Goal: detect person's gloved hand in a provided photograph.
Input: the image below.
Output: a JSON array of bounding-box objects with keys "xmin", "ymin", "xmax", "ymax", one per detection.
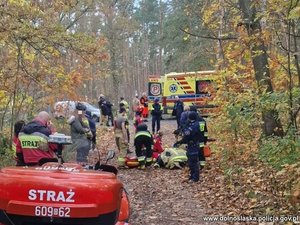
[
  {"xmin": 85, "ymin": 130, "xmax": 93, "ymax": 139},
  {"xmin": 83, "ymin": 128, "xmax": 90, "ymax": 133}
]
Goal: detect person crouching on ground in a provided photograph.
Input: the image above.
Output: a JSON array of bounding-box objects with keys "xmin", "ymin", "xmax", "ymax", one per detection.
[
  {"xmin": 152, "ymin": 130, "xmax": 164, "ymax": 162},
  {"xmin": 134, "ymin": 123, "xmax": 153, "ymax": 169},
  {"xmin": 134, "ymin": 110, "xmax": 143, "ymax": 133}
]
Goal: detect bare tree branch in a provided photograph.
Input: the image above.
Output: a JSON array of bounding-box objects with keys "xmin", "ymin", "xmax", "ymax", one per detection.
[
  {"xmin": 65, "ymin": 6, "xmax": 91, "ymax": 30},
  {"xmin": 179, "ymin": 27, "xmax": 237, "ymax": 40}
]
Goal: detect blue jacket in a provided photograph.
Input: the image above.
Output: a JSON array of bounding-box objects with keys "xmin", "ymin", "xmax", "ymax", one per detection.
[
  {"xmin": 173, "ymin": 100, "xmax": 184, "ymax": 116},
  {"xmin": 180, "ymin": 111, "xmax": 189, "ymax": 127},
  {"xmin": 85, "ymin": 111, "xmax": 96, "ymax": 134},
  {"xmin": 177, "ymin": 121, "xmax": 201, "ymax": 155}
]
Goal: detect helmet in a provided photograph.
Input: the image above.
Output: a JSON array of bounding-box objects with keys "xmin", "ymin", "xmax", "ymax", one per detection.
[
  {"xmin": 136, "ymin": 123, "xmax": 148, "ymax": 132},
  {"xmin": 188, "ymin": 111, "xmax": 197, "ymax": 121},
  {"xmin": 76, "ymin": 102, "xmax": 86, "ymax": 111}
]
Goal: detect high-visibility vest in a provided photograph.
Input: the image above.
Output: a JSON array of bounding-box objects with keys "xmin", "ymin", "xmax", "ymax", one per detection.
[{"xmin": 135, "ymin": 131, "xmax": 152, "ymax": 139}]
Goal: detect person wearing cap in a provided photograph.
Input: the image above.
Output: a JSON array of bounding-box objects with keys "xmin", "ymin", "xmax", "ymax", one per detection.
[
  {"xmin": 150, "ymin": 97, "xmax": 163, "ymax": 134},
  {"xmin": 114, "ymin": 107, "xmax": 129, "ymax": 167},
  {"xmin": 172, "ymin": 96, "xmax": 184, "ymax": 129},
  {"xmin": 68, "ymin": 103, "xmax": 91, "ymax": 164},
  {"xmin": 189, "ymin": 106, "xmax": 208, "ymax": 168},
  {"xmin": 174, "ymin": 111, "xmax": 202, "ymax": 183}
]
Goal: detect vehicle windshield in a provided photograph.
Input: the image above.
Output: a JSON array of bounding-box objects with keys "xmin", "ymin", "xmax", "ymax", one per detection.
[{"xmin": 83, "ymin": 102, "xmax": 97, "ymax": 111}]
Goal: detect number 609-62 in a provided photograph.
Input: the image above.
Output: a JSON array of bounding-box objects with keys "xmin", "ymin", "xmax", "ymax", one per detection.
[{"xmin": 35, "ymin": 206, "xmax": 70, "ymax": 217}]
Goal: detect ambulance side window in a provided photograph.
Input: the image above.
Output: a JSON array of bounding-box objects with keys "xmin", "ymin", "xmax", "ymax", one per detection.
[{"xmin": 196, "ymin": 80, "xmax": 211, "ymax": 96}]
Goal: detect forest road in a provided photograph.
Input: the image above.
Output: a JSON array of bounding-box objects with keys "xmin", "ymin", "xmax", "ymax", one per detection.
[{"xmin": 117, "ymin": 119, "xmax": 223, "ymax": 225}]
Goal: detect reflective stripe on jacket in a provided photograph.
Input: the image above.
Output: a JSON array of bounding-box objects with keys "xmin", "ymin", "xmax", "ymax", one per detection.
[
  {"xmin": 135, "ymin": 131, "xmax": 152, "ymax": 139},
  {"xmin": 160, "ymin": 148, "xmax": 187, "ymax": 169},
  {"xmin": 17, "ymin": 120, "xmax": 57, "ymax": 164}
]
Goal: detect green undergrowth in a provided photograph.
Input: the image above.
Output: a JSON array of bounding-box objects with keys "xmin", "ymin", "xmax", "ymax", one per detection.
[{"xmin": 258, "ymin": 134, "xmax": 300, "ymax": 170}]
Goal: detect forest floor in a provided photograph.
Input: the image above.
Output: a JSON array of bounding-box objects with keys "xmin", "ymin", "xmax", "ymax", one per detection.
[{"xmin": 96, "ymin": 119, "xmax": 299, "ymax": 225}]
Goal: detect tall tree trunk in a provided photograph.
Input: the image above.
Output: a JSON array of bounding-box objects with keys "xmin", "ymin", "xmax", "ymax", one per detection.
[
  {"xmin": 238, "ymin": 0, "xmax": 283, "ymax": 136},
  {"xmin": 291, "ymin": 21, "xmax": 300, "ymax": 88},
  {"xmin": 158, "ymin": 0, "xmax": 163, "ymax": 75},
  {"xmin": 108, "ymin": 2, "xmax": 119, "ymax": 102}
]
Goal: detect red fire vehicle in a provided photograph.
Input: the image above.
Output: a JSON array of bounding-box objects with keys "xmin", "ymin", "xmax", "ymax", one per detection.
[{"xmin": 0, "ymin": 147, "xmax": 130, "ymax": 225}]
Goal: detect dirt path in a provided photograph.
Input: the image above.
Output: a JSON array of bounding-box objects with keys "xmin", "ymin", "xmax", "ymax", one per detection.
[
  {"xmin": 116, "ymin": 119, "xmax": 224, "ymax": 225},
  {"xmin": 103, "ymin": 119, "xmax": 299, "ymax": 225},
  {"xmin": 119, "ymin": 168, "xmax": 211, "ymax": 225}
]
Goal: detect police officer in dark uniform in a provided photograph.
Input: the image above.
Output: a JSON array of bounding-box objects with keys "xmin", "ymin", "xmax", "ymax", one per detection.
[
  {"xmin": 174, "ymin": 111, "xmax": 201, "ymax": 182},
  {"xmin": 198, "ymin": 114, "xmax": 208, "ymax": 168},
  {"xmin": 186, "ymin": 106, "xmax": 208, "ymax": 169}
]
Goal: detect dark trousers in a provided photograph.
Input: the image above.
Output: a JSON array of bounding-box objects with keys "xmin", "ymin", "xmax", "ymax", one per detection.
[
  {"xmin": 176, "ymin": 115, "xmax": 181, "ymax": 129},
  {"xmin": 135, "ymin": 135, "xmax": 153, "ymax": 166},
  {"xmin": 187, "ymin": 154, "xmax": 200, "ymax": 182},
  {"xmin": 199, "ymin": 147, "xmax": 206, "ymax": 162},
  {"xmin": 74, "ymin": 139, "xmax": 90, "ymax": 163},
  {"xmin": 91, "ymin": 131, "xmax": 96, "ymax": 149},
  {"xmin": 152, "ymin": 115, "xmax": 161, "ymax": 133},
  {"xmin": 135, "ymin": 142, "xmax": 152, "ymax": 158},
  {"xmin": 107, "ymin": 112, "xmax": 114, "ymax": 126}
]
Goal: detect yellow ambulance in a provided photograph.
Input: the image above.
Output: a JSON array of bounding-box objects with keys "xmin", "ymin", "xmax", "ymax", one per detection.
[{"xmin": 148, "ymin": 71, "xmax": 217, "ymax": 117}]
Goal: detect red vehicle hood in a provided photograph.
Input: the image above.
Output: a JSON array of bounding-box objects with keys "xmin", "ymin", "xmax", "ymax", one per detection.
[{"xmin": 0, "ymin": 163, "xmax": 123, "ymax": 219}]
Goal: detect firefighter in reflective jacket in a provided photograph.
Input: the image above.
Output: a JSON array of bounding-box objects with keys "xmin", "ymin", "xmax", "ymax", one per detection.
[
  {"xmin": 17, "ymin": 111, "xmax": 58, "ymax": 166},
  {"xmin": 134, "ymin": 123, "xmax": 153, "ymax": 169},
  {"xmin": 153, "ymin": 147, "xmax": 187, "ymax": 169},
  {"xmin": 174, "ymin": 111, "xmax": 201, "ymax": 182}
]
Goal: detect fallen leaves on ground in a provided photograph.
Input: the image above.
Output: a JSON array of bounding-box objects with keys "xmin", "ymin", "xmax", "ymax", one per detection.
[{"xmin": 93, "ymin": 120, "xmax": 299, "ymax": 225}]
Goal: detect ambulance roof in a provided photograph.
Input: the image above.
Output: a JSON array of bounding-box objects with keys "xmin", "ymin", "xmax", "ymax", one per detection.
[{"xmin": 165, "ymin": 70, "xmax": 216, "ymax": 78}]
